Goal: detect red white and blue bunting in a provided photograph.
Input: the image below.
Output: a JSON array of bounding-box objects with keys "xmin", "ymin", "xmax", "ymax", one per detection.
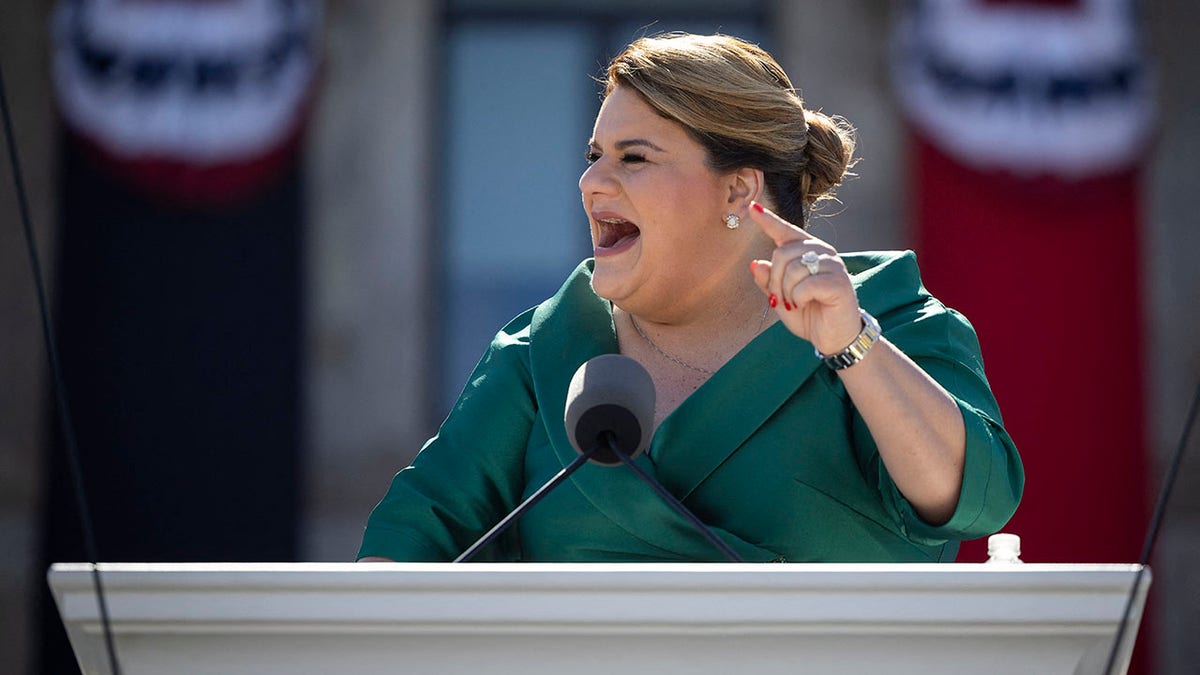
[
  {"xmin": 892, "ymin": 0, "xmax": 1155, "ymax": 176},
  {"xmin": 51, "ymin": 0, "xmax": 322, "ymax": 203}
]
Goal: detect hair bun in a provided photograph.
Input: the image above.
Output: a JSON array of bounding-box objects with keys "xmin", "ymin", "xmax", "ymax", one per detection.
[{"xmin": 800, "ymin": 110, "xmax": 857, "ymax": 209}]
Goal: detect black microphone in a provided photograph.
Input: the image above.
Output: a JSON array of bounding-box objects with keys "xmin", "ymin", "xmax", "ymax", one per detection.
[
  {"xmin": 455, "ymin": 354, "xmax": 653, "ymax": 562},
  {"xmin": 564, "ymin": 353, "xmax": 655, "ymax": 465},
  {"xmin": 456, "ymin": 354, "xmax": 742, "ymax": 563},
  {"xmin": 566, "ymin": 355, "xmax": 743, "ymax": 562}
]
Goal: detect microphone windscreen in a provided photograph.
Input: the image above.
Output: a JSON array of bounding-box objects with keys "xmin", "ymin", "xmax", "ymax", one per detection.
[{"xmin": 564, "ymin": 354, "xmax": 655, "ymax": 465}]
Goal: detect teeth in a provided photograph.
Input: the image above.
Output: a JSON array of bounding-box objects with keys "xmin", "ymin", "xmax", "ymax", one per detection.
[{"xmin": 595, "ymin": 216, "xmax": 639, "ymax": 249}]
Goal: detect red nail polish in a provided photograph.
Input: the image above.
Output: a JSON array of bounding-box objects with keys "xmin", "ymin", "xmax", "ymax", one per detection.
[
  {"xmin": 769, "ymin": 293, "xmax": 778, "ymax": 308},
  {"xmin": 752, "ymin": 202, "xmax": 765, "ymax": 214},
  {"xmin": 783, "ymin": 299, "xmax": 792, "ymax": 311}
]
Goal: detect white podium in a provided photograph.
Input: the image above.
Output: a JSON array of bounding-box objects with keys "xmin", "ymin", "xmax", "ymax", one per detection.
[{"xmin": 48, "ymin": 562, "xmax": 1149, "ymax": 675}]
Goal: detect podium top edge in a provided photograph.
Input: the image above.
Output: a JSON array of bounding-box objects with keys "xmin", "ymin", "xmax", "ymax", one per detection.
[
  {"xmin": 49, "ymin": 562, "xmax": 1146, "ymax": 573},
  {"xmin": 47, "ymin": 561, "xmax": 1148, "ymax": 591}
]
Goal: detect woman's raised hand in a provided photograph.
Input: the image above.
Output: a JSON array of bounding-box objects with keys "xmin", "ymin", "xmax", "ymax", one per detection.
[{"xmin": 747, "ymin": 201, "xmax": 864, "ymax": 356}]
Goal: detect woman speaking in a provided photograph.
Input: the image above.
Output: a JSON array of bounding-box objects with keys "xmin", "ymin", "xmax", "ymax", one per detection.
[{"xmin": 358, "ymin": 33, "xmax": 1023, "ymax": 563}]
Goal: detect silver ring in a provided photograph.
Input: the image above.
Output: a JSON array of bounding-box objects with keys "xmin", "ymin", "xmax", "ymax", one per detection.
[{"xmin": 801, "ymin": 251, "xmax": 820, "ymax": 276}]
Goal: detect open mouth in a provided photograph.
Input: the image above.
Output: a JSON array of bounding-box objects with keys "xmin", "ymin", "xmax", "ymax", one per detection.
[{"xmin": 596, "ymin": 217, "xmax": 641, "ymax": 251}]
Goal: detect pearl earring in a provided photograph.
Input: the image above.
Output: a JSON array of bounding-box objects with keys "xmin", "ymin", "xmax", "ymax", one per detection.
[{"xmin": 724, "ymin": 214, "xmax": 740, "ymax": 229}]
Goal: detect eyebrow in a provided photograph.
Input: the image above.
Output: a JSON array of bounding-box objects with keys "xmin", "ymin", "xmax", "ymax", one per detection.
[{"xmin": 588, "ymin": 138, "xmax": 666, "ymax": 153}]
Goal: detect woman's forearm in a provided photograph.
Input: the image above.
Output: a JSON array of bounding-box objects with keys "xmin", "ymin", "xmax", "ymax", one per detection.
[{"xmin": 835, "ymin": 338, "xmax": 966, "ymax": 525}]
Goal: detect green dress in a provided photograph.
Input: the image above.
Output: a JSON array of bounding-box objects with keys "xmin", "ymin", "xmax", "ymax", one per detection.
[{"xmin": 358, "ymin": 251, "xmax": 1023, "ymax": 563}]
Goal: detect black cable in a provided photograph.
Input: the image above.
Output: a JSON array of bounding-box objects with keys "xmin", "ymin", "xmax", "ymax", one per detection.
[
  {"xmin": 1104, "ymin": 380, "xmax": 1200, "ymax": 675},
  {"xmin": 0, "ymin": 62, "xmax": 122, "ymax": 674},
  {"xmin": 606, "ymin": 434, "xmax": 744, "ymax": 562}
]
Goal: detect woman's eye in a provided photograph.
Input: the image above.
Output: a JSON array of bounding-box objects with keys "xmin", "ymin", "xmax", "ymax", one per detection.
[{"xmin": 584, "ymin": 151, "xmax": 647, "ymax": 165}]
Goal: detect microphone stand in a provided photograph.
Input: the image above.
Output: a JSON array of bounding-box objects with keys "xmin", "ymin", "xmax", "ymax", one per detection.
[
  {"xmin": 455, "ymin": 446, "xmax": 598, "ymax": 562},
  {"xmin": 456, "ymin": 432, "xmax": 745, "ymax": 563},
  {"xmin": 1102, "ymin": 380, "xmax": 1200, "ymax": 674},
  {"xmin": 1, "ymin": 62, "xmax": 122, "ymax": 673}
]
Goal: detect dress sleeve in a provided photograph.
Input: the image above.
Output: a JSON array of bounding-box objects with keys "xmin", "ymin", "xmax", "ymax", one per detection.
[
  {"xmin": 356, "ymin": 312, "xmax": 536, "ymax": 561},
  {"xmin": 854, "ymin": 301, "xmax": 1025, "ymax": 546}
]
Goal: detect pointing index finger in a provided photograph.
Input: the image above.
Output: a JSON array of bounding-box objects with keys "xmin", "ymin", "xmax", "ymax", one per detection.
[{"xmin": 750, "ymin": 201, "xmax": 807, "ymax": 246}]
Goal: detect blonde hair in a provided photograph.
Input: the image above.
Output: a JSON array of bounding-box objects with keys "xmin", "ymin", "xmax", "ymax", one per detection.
[{"xmin": 605, "ymin": 33, "xmax": 856, "ymax": 227}]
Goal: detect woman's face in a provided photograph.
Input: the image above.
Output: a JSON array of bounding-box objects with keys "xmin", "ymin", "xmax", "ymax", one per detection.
[{"xmin": 580, "ymin": 86, "xmax": 750, "ymax": 319}]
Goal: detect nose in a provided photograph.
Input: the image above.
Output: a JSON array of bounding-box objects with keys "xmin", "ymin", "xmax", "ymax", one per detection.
[{"xmin": 578, "ymin": 157, "xmax": 617, "ymax": 198}]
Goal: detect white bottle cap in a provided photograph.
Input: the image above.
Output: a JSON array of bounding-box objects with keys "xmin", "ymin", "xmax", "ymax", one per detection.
[{"xmin": 987, "ymin": 533, "xmax": 1021, "ymax": 559}]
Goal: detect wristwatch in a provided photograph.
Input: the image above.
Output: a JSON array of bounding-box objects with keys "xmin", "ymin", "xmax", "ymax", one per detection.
[{"xmin": 816, "ymin": 308, "xmax": 881, "ymax": 370}]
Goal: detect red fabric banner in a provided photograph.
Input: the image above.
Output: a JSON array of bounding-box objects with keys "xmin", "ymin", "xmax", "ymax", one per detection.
[
  {"xmin": 911, "ymin": 133, "xmax": 1148, "ymax": 566},
  {"xmin": 893, "ymin": 4, "xmax": 1156, "ymax": 666},
  {"xmin": 892, "ymin": 0, "xmax": 1154, "ymax": 565}
]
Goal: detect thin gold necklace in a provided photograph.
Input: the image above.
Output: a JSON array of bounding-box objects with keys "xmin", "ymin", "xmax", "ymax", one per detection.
[{"xmin": 629, "ymin": 305, "xmax": 770, "ymax": 376}]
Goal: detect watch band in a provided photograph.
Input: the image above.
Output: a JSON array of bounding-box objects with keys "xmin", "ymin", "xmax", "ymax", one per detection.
[{"xmin": 816, "ymin": 309, "xmax": 881, "ymax": 370}]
